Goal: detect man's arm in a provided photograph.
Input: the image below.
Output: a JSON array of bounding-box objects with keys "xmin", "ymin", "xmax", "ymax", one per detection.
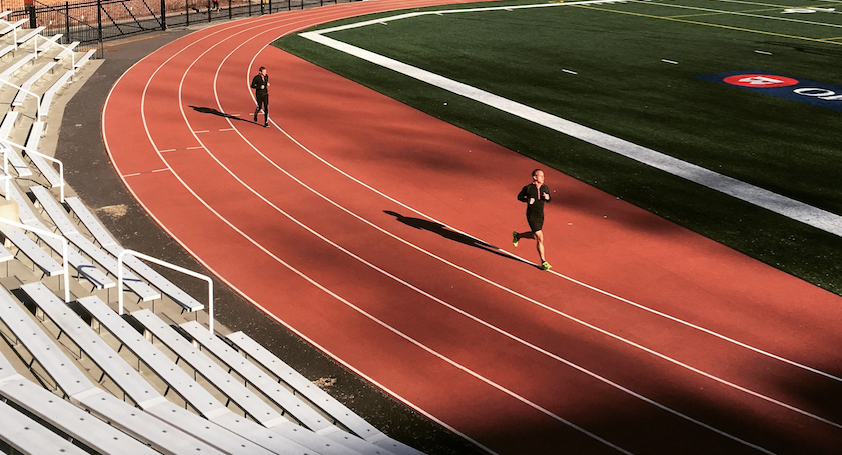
[
  {"xmin": 517, "ymin": 185, "xmax": 530, "ymax": 203},
  {"xmin": 542, "ymin": 185, "xmax": 551, "ymax": 203}
]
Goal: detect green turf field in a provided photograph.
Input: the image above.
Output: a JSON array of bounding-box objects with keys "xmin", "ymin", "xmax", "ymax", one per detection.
[{"xmin": 276, "ymin": 0, "xmax": 842, "ymax": 295}]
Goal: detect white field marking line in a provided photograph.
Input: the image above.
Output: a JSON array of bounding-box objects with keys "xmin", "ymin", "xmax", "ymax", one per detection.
[
  {"xmin": 104, "ymin": 5, "xmax": 501, "ymax": 455},
  {"xmin": 662, "ymin": 59, "xmax": 678, "ymax": 64},
  {"xmin": 310, "ymin": 0, "xmax": 628, "ymax": 34},
  {"xmin": 712, "ymin": 0, "xmax": 842, "ymax": 14},
  {"xmin": 243, "ymin": 12, "xmax": 836, "ymax": 436},
  {"xmin": 164, "ymin": 18, "xmax": 632, "ymax": 455},
  {"xmin": 203, "ymin": 27, "xmax": 784, "ymax": 454},
  {"xmin": 299, "ymin": 34, "xmax": 842, "ymax": 239},
  {"xmin": 630, "ymin": 0, "xmax": 842, "ymax": 26},
  {"xmin": 755, "ymin": 49, "xmax": 773, "ymax": 54},
  {"xmin": 250, "ymin": 9, "xmax": 842, "ymax": 390}
]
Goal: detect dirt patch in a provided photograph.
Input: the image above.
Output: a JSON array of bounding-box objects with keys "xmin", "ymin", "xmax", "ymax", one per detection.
[
  {"xmin": 313, "ymin": 376, "xmax": 337, "ymax": 390},
  {"xmin": 95, "ymin": 204, "xmax": 128, "ymax": 219}
]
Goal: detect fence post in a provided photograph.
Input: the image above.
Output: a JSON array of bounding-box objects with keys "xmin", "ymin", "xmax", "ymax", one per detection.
[
  {"xmin": 25, "ymin": 0, "xmax": 36, "ymax": 28},
  {"xmin": 185, "ymin": 0, "xmax": 189, "ymax": 25},
  {"xmin": 160, "ymin": 0, "xmax": 167, "ymax": 30},
  {"xmin": 228, "ymin": 0, "xmax": 231, "ymax": 19},
  {"xmin": 65, "ymin": 1, "xmax": 70, "ymax": 40},
  {"xmin": 96, "ymin": 0, "xmax": 102, "ymax": 43},
  {"xmin": 207, "ymin": 0, "xmax": 210, "ymax": 21},
  {"xmin": 268, "ymin": 0, "xmax": 271, "ymax": 14}
]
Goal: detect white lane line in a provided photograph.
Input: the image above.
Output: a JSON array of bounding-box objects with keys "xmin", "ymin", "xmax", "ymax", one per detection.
[
  {"xmin": 130, "ymin": 8, "xmax": 831, "ymax": 453},
  {"xmin": 167, "ymin": 18, "xmax": 634, "ymax": 455},
  {"xmin": 287, "ymin": 21, "xmax": 842, "ymax": 389},
  {"xmin": 228, "ymin": 16, "xmax": 828, "ymax": 448},
  {"xmin": 299, "ymin": 31, "xmax": 842, "ymax": 238},
  {"xmin": 105, "ymin": 6, "xmax": 501, "ymax": 454}
]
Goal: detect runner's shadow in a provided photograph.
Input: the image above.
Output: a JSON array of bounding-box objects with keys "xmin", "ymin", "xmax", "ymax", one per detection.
[
  {"xmin": 189, "ymin": 105, "xmax": 261, "ymax": 125},
  {"xmin": 384, "ymin": 211, "xmax": 532, "ymax": 266}
]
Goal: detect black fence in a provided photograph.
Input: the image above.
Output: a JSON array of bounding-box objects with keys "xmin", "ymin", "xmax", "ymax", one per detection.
[{"xmin": 5, "ymin": 0, "xmax": 348, "ymax": 59}]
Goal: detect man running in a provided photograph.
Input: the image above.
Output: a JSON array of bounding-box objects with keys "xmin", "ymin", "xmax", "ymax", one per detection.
[
  {"xmin": 513, "ymin": 169, "xmax": 552, "ymax": 270},
  {"xmin": 251, "ymin": 66, "xmax": 269, "ymax": 127}
]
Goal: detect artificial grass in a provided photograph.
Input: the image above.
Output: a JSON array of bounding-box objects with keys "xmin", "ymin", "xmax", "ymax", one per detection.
[{"xmin": 275, "ymin": 0, "xmax": 842, "ymax": 295}]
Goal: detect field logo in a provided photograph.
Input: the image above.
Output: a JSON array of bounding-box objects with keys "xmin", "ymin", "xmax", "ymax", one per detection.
[
  {"xmin": 696, "ymin": 70, "xmax": 842, "ymax": 112},
  {"xmin": 723, "ymin": 74, "xmax": 798, "ymax": 88}
]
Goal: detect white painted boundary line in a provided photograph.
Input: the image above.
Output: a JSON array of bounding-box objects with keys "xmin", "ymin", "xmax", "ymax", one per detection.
[
  {"xmin": 631, "ymin": 0, "xmax": 842, "ymax": 27},
  {"xmin": 299, "ymin": 3, "xmax": 842, "ymax": 238}
]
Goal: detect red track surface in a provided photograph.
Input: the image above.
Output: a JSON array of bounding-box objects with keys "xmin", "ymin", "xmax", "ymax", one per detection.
[{"xmin": 102, "ymin": 1, "xmax": 842, "ymax": 453}]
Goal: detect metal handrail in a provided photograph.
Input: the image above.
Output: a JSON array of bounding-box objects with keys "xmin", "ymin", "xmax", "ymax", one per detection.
[
  {"xmin": 0, "ymin": 78, "xmax": 41, "ymax": 122},
  {"xmin": 0, "ymin": 138, "xmax": 64, "ymax": 202},
  {"xmin": 117, "ymin": 250, "xmax": 214, "ymax": 333},
  {"xmin": 0, "ymin": 218, "xmax": 70, "ymax": 303}
]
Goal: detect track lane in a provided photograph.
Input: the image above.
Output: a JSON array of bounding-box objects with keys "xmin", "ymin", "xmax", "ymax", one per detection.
[{"xmin": 101, "ymin": 1, "xmax": 840, "ymax": 454}]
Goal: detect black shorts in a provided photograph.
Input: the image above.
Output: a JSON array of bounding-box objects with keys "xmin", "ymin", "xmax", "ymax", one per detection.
[{"xmin": 527, "ymin": 211, "xmax": 544, "ymax": 233}]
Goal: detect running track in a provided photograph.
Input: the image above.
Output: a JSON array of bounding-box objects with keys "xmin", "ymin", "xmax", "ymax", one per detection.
[{"xmin": 101, "ymin": 1, "xmax": 842, "ymax": 453}]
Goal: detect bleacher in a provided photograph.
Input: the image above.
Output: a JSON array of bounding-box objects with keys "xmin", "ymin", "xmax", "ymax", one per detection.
[{"xmin": 0, "ymin": 21, "xmax": 425, "ymax": 455}]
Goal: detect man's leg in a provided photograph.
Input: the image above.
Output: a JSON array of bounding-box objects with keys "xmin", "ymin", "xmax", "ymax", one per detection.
[
  {"xmin": 535, "ymin": 230, "xmax": 551, "ymax": 270},
  {"xmin": 263, "ymin": 97, "xmax": 269, "ymax": 126}
]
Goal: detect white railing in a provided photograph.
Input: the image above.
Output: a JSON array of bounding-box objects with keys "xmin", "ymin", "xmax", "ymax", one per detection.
[
  {"xmin": 0, "ymin": 219, "xmax": 70, "ymax": 303},
  {"xmin": 0, "ymin": 78, "xmax": 41, "ymax": 122},
  {"xmin": 117, "ymin": 250, "xmax": 214, "ymax": 333},
  {"xmin": 49, "ymin": 40, "xmax": 76, "ymax": 75},
  {"xmin": 0, "ymin": 138, "xmax": 64, "ymax": 202}
]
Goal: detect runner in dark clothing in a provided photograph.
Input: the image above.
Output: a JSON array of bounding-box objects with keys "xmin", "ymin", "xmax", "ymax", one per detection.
[
  {"xmin": 251, "ymin": 67, "xmax": 269, "ymax": 127},
  {"xmin": 513, "ymin": 169, "xmax": 552, "ymax": 270}
]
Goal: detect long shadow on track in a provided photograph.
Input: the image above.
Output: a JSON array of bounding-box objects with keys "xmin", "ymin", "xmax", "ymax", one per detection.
[{"xmin": 385, "ymin": 210, "xmax": 536, "ymax": 267}]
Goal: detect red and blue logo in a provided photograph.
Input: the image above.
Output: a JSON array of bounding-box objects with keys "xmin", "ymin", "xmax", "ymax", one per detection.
[{"xmin": 696, "ymin": 70, "xmax": 842, "ymax": 111}]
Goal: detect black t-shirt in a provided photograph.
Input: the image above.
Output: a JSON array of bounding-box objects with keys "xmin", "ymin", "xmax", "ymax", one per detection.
[
  {"xmin": 251, "ymin": 74, "xmax": 268, "ymax": 97},
  {"xmin": 518, "ymin": 183, "xmax": 551, "ymax": 215}
]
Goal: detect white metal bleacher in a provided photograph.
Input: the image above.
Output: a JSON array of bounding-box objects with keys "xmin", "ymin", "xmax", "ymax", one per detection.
[
  {"xmin": 30, "ymin": 186, "xmax": 159, "ymax": 299},
  {"xmin": 0, "ymin": 113, "xmax": 33, "ymax": 178},
  {"xmin": 8, "ymin": 183, "xmax": 113, "ymax": 289},
  {"xmin": 13, "ymin": 61, "xmax": 55, "ymax": 108},
  {"xmin": 40, "ymin": 69, "xmax": 72, "ymax": 117},
  {"xmin": 14, "ymin": 26, "xmax": 45, "ymax": 47},
  {"xmin": 35, "ymin": 34, "xmax": 62, "ymax": 54},
  {"xmin": 0, "ymin": 222, "xmax": 64, "ymax": 277},
  {"xmin": 24, "ymin": 122, "xmax": 63, "ymax": 188},
  {"xmin": 181, "ymin": 321, "xmax": 408, "ymax": 455},
  {"xmin": 0, "ymin": 52, "xmax": 34, "ymax": 81},
  {"xmin": 73, "ymin": 48, "xmax": 95, "ymax": 70},
  {"xmin": 53, "ymin": 41, "xmax": 78, "ymax": 61},
  {"xmin": 225, "ymin": 332, "xmax": 425, "ymax": 455},
  {"xmin": 19, "ymin": 282, "xmax": 278, "ymax": 455},
  {"xmin": 0, "ymin": 286, "xmax": 228, "ymax": 455},
  {"xmin": 64, "ymin": 196, "xmax": 204, "ymax": 311},
  {"xmin": 0, "ymin": 399, "xmax": 90, "ymax": 455},
  {"xmin": 0, "ymin": 19, "xmax": 26, "ymax": 39},
  {"xmin": 75, "ymin": 295, "xmax": 351, "ymax": 455}
]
